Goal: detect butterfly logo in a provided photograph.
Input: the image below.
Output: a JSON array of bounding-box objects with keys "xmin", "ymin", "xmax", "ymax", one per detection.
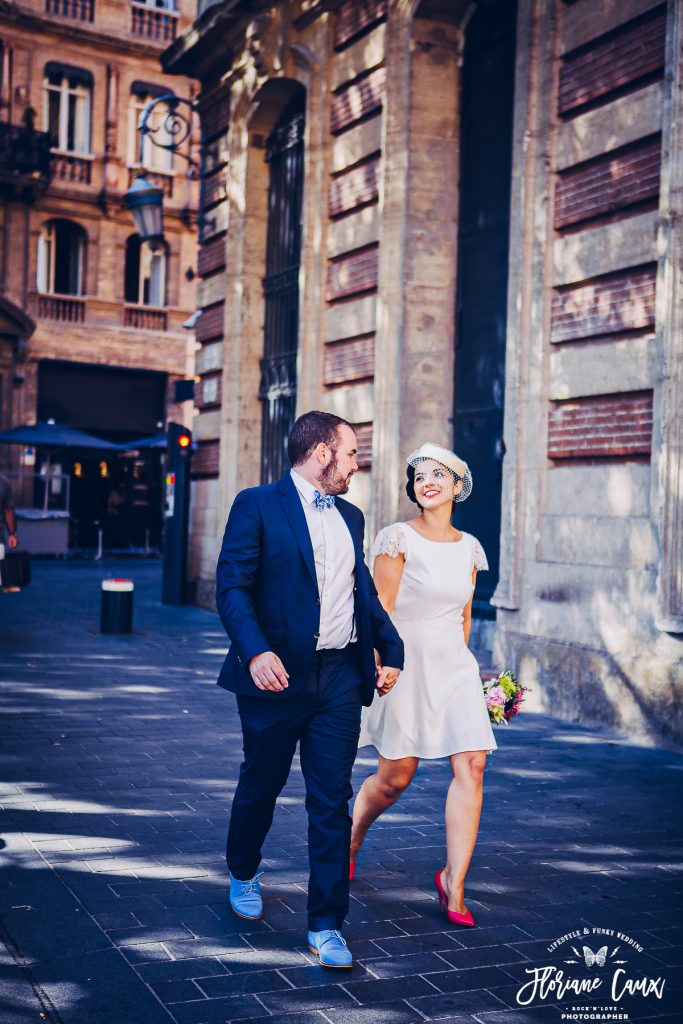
[
  {"xmin": 583, "ymin": 945, "xmax": 607, "ymax": 967},
  {"xmin": 564, "ymin": 945, "xmax": 627, "ymax": 968}
]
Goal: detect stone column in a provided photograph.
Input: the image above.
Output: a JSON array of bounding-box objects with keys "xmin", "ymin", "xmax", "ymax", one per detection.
[
  {"xmin": 372, "ymin": 1, "xmax": 415, "ymax": 537},
  {"xmin": 292, "ymin": 20, "xmax": 331, "ymax": 417},
  {"xmin": 372, "ymin": 0, "xmax": 464, "ymax": 535},
  {"xmin": 654, "ymin": 0, "xmax": 683, "ymax": 634},
  {"xmin": 492, "ymin": 0, "xmax": 556, "ymax": 616},
  {"xmin": 217, "ymin": 86, "xmax": 269, "ymax": 517}
]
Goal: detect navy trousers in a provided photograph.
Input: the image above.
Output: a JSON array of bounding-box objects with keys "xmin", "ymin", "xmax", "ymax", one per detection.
[{"xmin": 227, "ymin": 646, "xmax": 363, "ymax": 931}]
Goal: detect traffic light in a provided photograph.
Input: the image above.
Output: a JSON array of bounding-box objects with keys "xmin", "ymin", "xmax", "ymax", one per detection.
[{"xmin": 162, "ymin": 422, "xmax": 192, "ymax": 605}]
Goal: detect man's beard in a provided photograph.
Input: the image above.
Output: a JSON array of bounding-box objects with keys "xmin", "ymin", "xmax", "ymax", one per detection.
[{"xmin": 319, "ymin": 453, "xmax": 352, "ymax": 495}]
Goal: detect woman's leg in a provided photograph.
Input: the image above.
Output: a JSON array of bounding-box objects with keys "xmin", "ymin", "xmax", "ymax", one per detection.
[
  {"xmin": 350, "ymin": 755, "xmax": 419, "ymax": 861},
  {"xmin": 440, "ymin": 750, "xmax": 487, "ymax": 913}
]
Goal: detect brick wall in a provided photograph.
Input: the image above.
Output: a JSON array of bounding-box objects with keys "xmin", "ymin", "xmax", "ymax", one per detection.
[
  {"xmin": 329, "ymin": 156, "xmax": 380, "ymax": 218},
  {"xmin": 191, "ymin": 439, "xmax": 221, "ymax": 478},
  {"xmin": 326, "ymin": 245, "xmax": 379, "ymax": 302},
  {"xmin": 330, "ymin": 67, "xmax": 386, "ymax": 134},
  {"xmin": 548, "ymin": 0, "xmax": 663, "ymax": 466},
  {"xmin": 554, "ymin": 135, "xmax": 661, "ymax": 228},
  {"xmin": 548, "ymin": 392, "xmax": 653, "ymax": 460},
  {"xmin": 324, "ymin": 0, "xmax": 387, "ymax": 459},
  {"xmin": 323, "ymin": 335, "xmax": 374, "ymax": 386},
  {"xmin": 551, "ymin": 264, "xmax": 657, "ymax": 342},
  {"xmin": 558, "ymin": 5, "xmax": 666, "ymax": 116},
  {"xmin": 192, "ymin": 80, "xmax": 230, "ymax": 481},
  {"xmin": 195, "ymin": 301, "xmax": 225, "ymax": 344},
  {"xmin": 334, "ymin": 0, "xmax": 387, "ymax": 50}
]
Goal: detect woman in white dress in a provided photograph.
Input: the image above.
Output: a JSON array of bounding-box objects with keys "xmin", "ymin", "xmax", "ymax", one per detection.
[{"xmin": 351, "ymin": 442, "xmax": 495, "ymax": 927}]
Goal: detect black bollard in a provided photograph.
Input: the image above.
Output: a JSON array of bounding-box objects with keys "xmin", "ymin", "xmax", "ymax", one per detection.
[{"xmin": 100, "ymin": 578, "xmax": 134, "ymax": 634}]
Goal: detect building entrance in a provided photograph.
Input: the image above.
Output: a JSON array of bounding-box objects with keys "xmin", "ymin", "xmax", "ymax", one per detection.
[
  {"xmin": 454, "ymin": 0, "xmax": 517, "ymax": 616},
  {"xmin": 37, "ymin": 360, "xmax": 167, "ymax": 552}
]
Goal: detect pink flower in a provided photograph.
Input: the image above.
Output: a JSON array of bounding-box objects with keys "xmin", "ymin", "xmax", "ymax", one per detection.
[{"xmin": 486, "ymin": 685, "xmax": 507, "ymax": 706}]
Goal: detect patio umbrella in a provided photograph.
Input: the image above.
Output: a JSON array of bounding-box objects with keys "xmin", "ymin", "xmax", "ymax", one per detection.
[
  {"xmin": 0, "ymin": 421, "xmax": 119, "ymax": 511},
  {"xmin": 0, "ymin": 421, "xmax": 119, "ymax": 450}
]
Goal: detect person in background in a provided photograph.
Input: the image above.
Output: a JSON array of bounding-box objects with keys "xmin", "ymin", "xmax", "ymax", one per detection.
[{"xmin": 0, "ymin": 473, "xmax": 18, "ymax": 550}]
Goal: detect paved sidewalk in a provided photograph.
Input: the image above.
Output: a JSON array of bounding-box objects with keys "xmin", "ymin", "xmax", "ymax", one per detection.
[{"xmin": 1, "ymin": 561, "xmax": 681, "ymax": 1024}]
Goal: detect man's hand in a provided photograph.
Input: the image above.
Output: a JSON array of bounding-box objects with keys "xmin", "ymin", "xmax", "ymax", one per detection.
[
  {"xmin": 248, "ymin": 651, "xmax": 289, "ymax": 692},
  {"xmin": 8, "ymin": 534, "xmax": 17, "ymax": 550}
]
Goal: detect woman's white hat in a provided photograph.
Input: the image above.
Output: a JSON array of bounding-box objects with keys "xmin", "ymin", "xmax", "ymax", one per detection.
[{"xmin": 406, "ymin": 442, "xmax": 473, "ymax": 503}]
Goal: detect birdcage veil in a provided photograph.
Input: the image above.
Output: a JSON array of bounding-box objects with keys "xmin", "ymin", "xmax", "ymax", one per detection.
[{"xmin": 407, "ymin": 443, "xmax": 473, "ymax": 503}]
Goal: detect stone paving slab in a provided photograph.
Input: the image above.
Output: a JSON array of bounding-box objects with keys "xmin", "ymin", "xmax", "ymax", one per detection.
[{"xmin": 1, "ymin": 561, "xmax": 682, "ymax": 1024}]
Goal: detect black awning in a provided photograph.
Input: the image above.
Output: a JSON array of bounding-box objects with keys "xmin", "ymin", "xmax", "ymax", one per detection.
[
  {"xmin": 131, "ymin": 80, "xmax": 175, "ymax": 99},
  {"xmin": 44, "ymin": 62, "xmax": 93, "ymax": 88}
]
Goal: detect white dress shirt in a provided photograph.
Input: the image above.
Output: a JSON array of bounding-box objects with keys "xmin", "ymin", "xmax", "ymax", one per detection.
[{"xmin": 290, "ymin": 469, "xmax": 357, "ymax": 649}]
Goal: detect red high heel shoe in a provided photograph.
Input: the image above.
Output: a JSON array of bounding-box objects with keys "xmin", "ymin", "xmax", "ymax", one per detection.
[
  {"xmin": 434, "ymin": 869, "xmax": 475, "ymax": 927},
  {"xmin": 348, "ymin": 814, "xmax": 356, "ymax": 881}
]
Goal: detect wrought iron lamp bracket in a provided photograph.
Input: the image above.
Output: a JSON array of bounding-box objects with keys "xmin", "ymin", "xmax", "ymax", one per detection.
[
  {"xmin": 137, "ymin": 93, "xmax": 217, "ymax": 236},
  {"xmin": 138, "ymin": 93, "xmax": 219, "ymax": 170}
]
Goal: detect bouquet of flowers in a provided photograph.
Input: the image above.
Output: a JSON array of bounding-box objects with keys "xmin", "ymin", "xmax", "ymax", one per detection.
[{"xmin": 482, "ymin": 669, "xmax": 528, "ymax": 725}]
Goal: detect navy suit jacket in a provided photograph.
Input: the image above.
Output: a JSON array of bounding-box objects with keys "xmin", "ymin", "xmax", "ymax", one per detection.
[{"xmin": 215, "ymin": 474, "xmax": 404, "ymax": 707}]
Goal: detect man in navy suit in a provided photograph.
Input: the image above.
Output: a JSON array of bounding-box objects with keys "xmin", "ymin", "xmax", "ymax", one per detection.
[{"xmin": 216, "ymin": 411, "xmax": 404, "ymax": 967}]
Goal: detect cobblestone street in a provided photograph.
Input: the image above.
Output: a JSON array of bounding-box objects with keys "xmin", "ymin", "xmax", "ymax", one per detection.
[{"xmin": 1, "ymin": 562, "xmax": 681, "ymax": 1024}]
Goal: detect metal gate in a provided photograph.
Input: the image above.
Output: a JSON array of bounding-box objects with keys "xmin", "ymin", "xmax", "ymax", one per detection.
[
  {"xmin": 259, "ymin": 94, "xmax": 305, "ymax": 484},
  {"xmin": 454, "ymin": 0, "xmax": 517, "ymax": 616}
]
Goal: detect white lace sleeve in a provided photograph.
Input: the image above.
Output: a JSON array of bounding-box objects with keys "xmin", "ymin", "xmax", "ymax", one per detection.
[
  {"xmin": 472, "ymin": 536, "xmax": 489, "ymax": 572},
  {"xmin": 372, "ymin": 524, "xmax": 408, "ymax": 560}
]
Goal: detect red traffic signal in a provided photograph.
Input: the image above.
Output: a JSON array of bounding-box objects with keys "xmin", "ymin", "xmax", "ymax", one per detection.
[{"xmin": 177, "ymin": 433, "xmax": 191, "ymax": 449}]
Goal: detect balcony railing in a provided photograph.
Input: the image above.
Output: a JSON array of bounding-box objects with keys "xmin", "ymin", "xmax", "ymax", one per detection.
[
  {"xmin": 45, "ymin": 0, "xmax": 94, "ymax": 22},
  {"xmin": 52, "ymin": 153, "xmax": 93, "ymax": 185},
  {"xmin": 124, "ymin": 305, "xmax": 168, "ymax": 331},
  {"xmin": 130, "ymin": 3, "xmax": 179, "ymax": 42},
  {"xmin": 127, "ymin": 166, "xmax": 174, "ymax": 198},
  {"xmin": 38, "ymin": 295, "xmax": 86, "ymax": 323},
  {"xmin": 0, "ymin": 122, "xmax": 52, "ymax": 196}
]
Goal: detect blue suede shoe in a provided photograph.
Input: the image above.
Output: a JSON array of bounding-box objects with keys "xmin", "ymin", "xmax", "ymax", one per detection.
[
  {"xmin": 307, "ymin": 929, "xmax": 353, "ymax": 968},
  {"xmin": 229, "ymin": 871, "xmax": 263, "ymax": 920}
]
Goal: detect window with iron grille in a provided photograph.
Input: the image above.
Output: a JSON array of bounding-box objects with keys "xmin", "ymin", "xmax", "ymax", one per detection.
[{"xmin": 259, "ymin": 91, "xmax": 306, "ymax": 484}]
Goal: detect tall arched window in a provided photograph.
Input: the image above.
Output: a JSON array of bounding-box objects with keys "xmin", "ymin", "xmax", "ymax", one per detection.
[
  {"xmin": 43, "ymin": 63, "xmax": 92, "ymax": 155},
  {"xmin": 259, "ymin": 87, "xmax": 306, "ymax": 484},
  {"xmin": 37, "ymin": 220, "xmax": 86, "ymax": 295},
  {"xmin": 124, "ymin": 235, "xmax": 167, "ymax": 307}
]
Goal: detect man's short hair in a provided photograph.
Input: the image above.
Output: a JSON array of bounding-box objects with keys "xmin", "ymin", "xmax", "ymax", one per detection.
[{"xmin": 287, "ymin": 411, "xmax": 351, "ymax": 467}]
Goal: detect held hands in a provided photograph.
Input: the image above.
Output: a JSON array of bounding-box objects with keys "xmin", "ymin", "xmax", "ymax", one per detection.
[
  {"xmin": 375, "ymin": 649, "xmax": 401, "ymax": 697},
  {"xmin": 248, "ymin": 651, "xmax": 289, "ymax": 692},
  {"xmin": 249, "ymin": 649, "xmax": 399, "ymax": 695}
]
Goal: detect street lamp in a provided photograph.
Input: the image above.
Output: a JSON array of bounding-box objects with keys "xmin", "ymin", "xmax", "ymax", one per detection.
[
  {"xmin": 124, "ymin": 172, "xmax": 164, "ymax": 249},
  {"xmin": 122, "ymin": 94, "xmax": 213, "ymax": 245}
]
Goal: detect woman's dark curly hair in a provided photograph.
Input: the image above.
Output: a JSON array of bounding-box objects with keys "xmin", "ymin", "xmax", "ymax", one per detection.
[{"xmin": 405, "ymin": 464, "xmax": 421, "ymax": 507}]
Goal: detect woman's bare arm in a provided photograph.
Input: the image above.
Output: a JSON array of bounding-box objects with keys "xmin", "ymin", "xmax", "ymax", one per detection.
[
  {"xmin": 373, "ymin": 553, "xmax": 405, "ymax": 615},
  {"xmin": 462, "ymin": 569, "xmax": 477, "ymax": 646}
]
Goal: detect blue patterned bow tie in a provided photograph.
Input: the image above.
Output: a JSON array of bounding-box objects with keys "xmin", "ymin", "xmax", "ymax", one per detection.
[{"xmin": 314, "ymin": 490, "xmax": 336, "ymax": 510}]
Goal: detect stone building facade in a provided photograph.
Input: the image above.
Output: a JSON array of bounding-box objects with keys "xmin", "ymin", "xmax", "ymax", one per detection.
[
  {"xmin": 0, "ymin": 0, "xmax": 198, "ymax": 549},
  {"xmin": 164, "ymin": 0, "xmax": 683, "ymax": 747}
]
